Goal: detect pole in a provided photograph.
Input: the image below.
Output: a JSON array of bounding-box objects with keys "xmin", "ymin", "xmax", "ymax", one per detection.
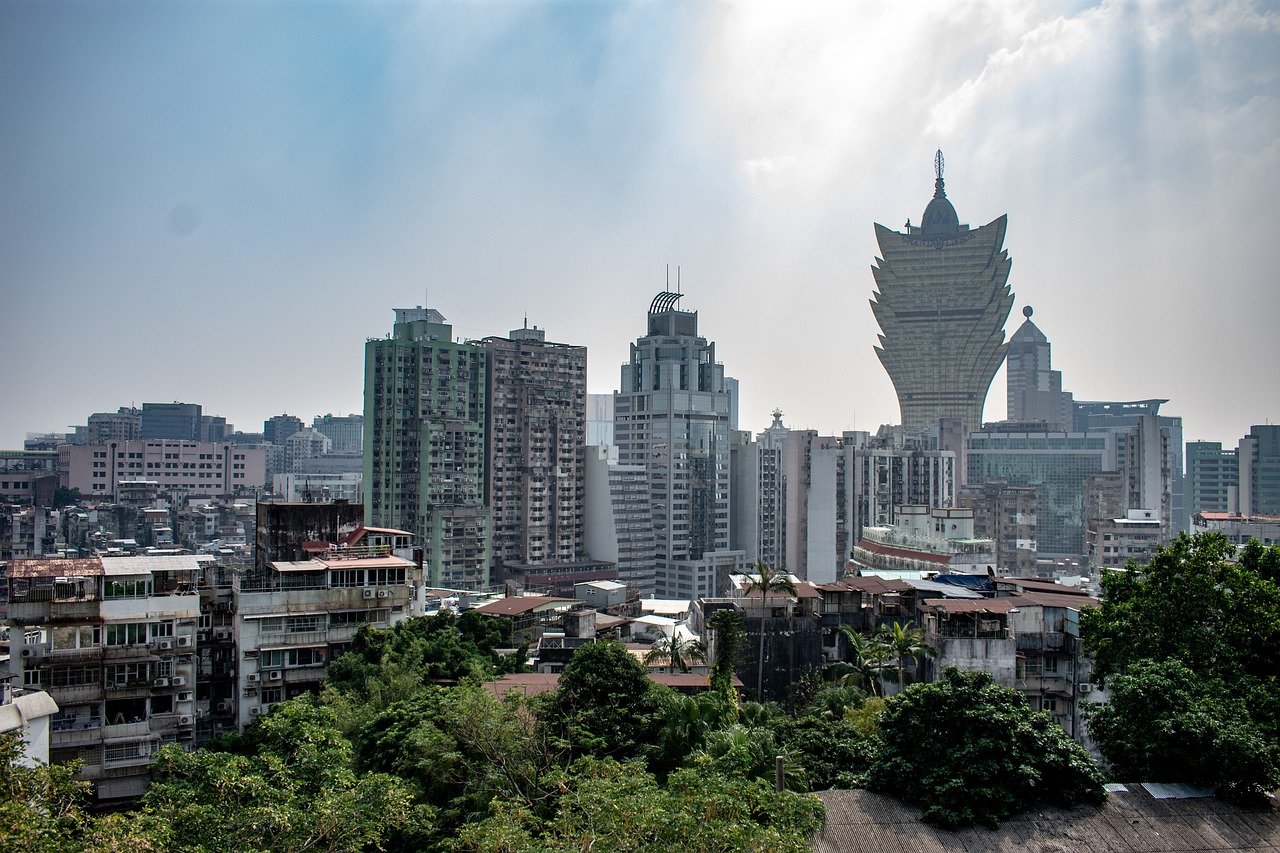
[{"xmin": 775, "ymin": 755, "xmax": 785, "ymax": 792}]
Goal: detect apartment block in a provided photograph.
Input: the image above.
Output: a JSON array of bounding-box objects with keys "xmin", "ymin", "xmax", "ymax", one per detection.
[
  {"xmin": 60, "ymin": 441, "xmax": 266, "ymax": 501},
  {"xmin": 958, "ymin": 480, "xmax": 1038, "ymax": 576}
]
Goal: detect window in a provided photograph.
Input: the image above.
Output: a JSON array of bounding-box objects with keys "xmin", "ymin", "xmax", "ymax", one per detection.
[
  {"xmin": 148, "ymin": 621, "xmax": 174, "ymax": 639},
  {"xmin": 105, "ymin": 623, "xmax": 148, "ymax": 646},
  {"xmin": 261, "ymin": 687, "xmax": 284, "ymax": 704},
  {"xmin": 105, "ymin": 742, "xmax": 149, "ymax": 763},
  {"xmin": 104, "ymin": 578, "xmax": 151, "ymax": 599},
  {"xmin": 286, "ymin": 648, "xmax": 325, "ymax": 668},
  {"xmin": 286, "ymin": 615, "xmax": 324, "ymax": 633},
  {"xmin": 105, "ymin": 662, "xmax": 150, "ymax": 686}
]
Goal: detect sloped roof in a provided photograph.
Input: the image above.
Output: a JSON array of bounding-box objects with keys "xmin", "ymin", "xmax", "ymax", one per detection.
[
  {"xmin": 920, "ymin": 598, "xmax": 1018, "ymax": 615},
  {"xmin": 474, "ymin": 595, "xmax": 576, "ymax": 617},
  {"xmin": 7, "ymin": 557, "xmax": 104, "ymax": 578},
  {"xmin": 813, "ymin": 786, "xmax": 1280, "ymax": 852},
  {"xmin": 1007, "ymin": 591, "xmax": 1100, "ymax": 610}
]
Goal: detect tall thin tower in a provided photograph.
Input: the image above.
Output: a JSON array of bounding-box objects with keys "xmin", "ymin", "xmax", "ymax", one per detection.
[{"xmin": 870, "ymin": 151, "xmax": 1014, "ymax": 432}]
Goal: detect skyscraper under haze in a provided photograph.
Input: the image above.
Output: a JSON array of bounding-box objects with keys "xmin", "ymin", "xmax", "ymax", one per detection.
[{"xmin": 870, "ymin": 151, "xmax": 1014, "ymax": 432}]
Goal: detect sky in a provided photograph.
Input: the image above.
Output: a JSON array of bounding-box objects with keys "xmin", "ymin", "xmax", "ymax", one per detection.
[{"xmin": 2, "ymin": 0, "xmax": 1277, "ymax": 448}]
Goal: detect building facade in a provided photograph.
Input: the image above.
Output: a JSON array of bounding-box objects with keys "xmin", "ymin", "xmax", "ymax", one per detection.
[
  {"xmin": 140, "ymin": 403, "xmax": 202, "ymax": 441},
  {"xmin": 848, "ymin": 428, "xmax": 957, "ymax": 546},
  {"xmin": 312, "ymin": 414, "xmax": 364, "ymax": 454},
  {"xmin": 958, "ymin": 479, "xmax": 1038, "ymax": 576},
  {"xmin": 483, "ymin": 325, "xmax": 587, "ymax": 575},
  {"xmin": 59, "ymin": 441, "xmax": 266, "ymax": 501},
  {"xmin": 1238, "ymin": 425, "xmax": 1280, "ymax": 517},
  {"xmin": 363, "ymin": 308, "xmax": 491, "ymax": 588},
  {"xmin": 583, "ymin": 445, "xmax": 657, "ymax": 594},
  {"xmin": 1186, "ymin": 441, "xmax": 1239, "ymax": 515},
  {"xmin": 613, "ymin": 293, "xmax": 745, "ymax": 599},
  {"xmin": 869, "ymin": 151, "xmax": 1014, "ymax": 432}
]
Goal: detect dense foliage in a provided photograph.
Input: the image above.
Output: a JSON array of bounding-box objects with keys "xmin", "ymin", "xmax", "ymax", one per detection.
[
  {"xmin": 866, "ymin": 668, "xmax": 1106, "ymax": 829},
  {"xmin": 1081, "ymin": 534, "xmax": 1280, "ymax": 802}
]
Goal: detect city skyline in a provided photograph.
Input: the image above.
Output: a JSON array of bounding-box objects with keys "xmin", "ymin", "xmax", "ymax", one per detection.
[{"xmin": 3, "ymin": 1, "xmax": 1278, "ymax": 448}]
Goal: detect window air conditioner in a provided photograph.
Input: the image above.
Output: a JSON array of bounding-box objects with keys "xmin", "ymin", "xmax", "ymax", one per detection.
[
  {"xmin": 171, "ymin": 676, "xmax": 187, "ymax": 687},
  {"xmin": 361, "ymin": 588, "xmax": 376, "ymax": 599},
  {"xmin": 267, "ymin": 671, "xmax": 282, "ymax": 682},
  {"xmin": 377, "ymin": 590, "xmax": 390, "ymax": 599},
  {"xmin": 178, "ymin": 715, "xmax": 194, "ymax": 726},
  {"xmin": 159, "ymin": 640, "xmax": 173, "ymax": 650},
  {"xmin": 177, "ymin": 636, "xmax": 192, "ymax": 647},
  {"xmin": 152, "ymin": 678, "xmax": 169, "ymax": 688},
  {"xmin": 246, "ymin": 673, "xmax": 260, "ymax": 683}
]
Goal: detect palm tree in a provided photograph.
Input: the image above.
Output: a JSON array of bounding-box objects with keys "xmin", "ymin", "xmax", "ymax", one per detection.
[
  {"xmin": 834, "ymin": 625, "xmax": 896, "ymax": 697},
  {"xmin": 876, "ymin": 621, "xmax": 937, "ymax": 693},
  {"xmin": 644, "ymin": 632, "xmax": 708, "ymax": 674},
  {"xmin": 743, "ymin": 560, "xmax": 797, "ymax": 701}
]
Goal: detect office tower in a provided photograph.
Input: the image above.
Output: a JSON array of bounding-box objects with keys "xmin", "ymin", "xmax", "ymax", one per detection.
[
  {"xmin": 79, "ymin": 408, "xmax": 141, "ymax": 444},
  {"xmin": 869, "ymin": 151, "xmax": 1014, "ymax": 432},
  {"xmin": 847, "ymin": 427, "xmax": 958, "ymax": 545},
  {"xmin": 1073, "ymin": 400, "xmax": 1184, "ymax": 534},
  {"xmin": 957, "ymin": 480, "xmax": 1039, "ymax": 576},
  {"xmin": 1239, "ymin": 424, "xmax": 1280, "ymax": 516},
  {"xmin": 614, "ymin": 292, "xmax": 745, "ymax": 599},
  {"xmin": 483, "ymin": 322, "xmax": 587, "ymax": 573},
  {"xmin": 1186, "ymin": 441, "xmax": 1239, "ymax": 515},
  {"xmin": 312, "ymin": 414, "xmax": 364, "ymax": 454},
  {"xmin": 967, "ymin": 427, "xmax": 1116, "ymax": 557},
  {"xmin": 262, "ymin": 414, "xmax": 305, "ymax": 446},
  {"xmin": 583, "ymin": 445, "xmax": 657, "ymax": 594},
  {"xmin": 140, "ymin": 402, "xmax": 203, "ymax": 441},
  {"xmin": 363, "ymin": 308, "xmax": 490, "ymax": 588},
  {"xmin": 200, "ymin": 416, "xmax": 229, "ymax": 442},
  {"xmin": 1119, "ymin": 414, "xmax": 1171, "ymax": 537},
  {"xmin": 1006, "ymin": 306, "xmax": 1073, "ymax": 430}
]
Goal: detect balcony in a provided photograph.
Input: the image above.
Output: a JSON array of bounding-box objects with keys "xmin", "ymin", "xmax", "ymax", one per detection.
[
  {"xmin": 104, "ymin": 721, "xmax": 150, "ymax": 740},
  {"xmin": 47, "ymin": 684, "xmax": 103, "ymax": 704},
  {"xmin": 1016, "ymin": 632, "xmax": 1070, "ymax": 652}
]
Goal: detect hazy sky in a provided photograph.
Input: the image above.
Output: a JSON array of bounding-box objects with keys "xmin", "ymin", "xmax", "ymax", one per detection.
[{"xmin": 2, "ymin": 0, "xmax": 1277, "ymax": 448}]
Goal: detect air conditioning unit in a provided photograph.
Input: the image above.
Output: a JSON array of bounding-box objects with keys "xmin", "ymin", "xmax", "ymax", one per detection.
[
  {"xmin": 152, "ymin": 677, "xmax": 170, "ymax": 688},
  {"xmin": 20, "ymin": 648, "xmax": 34, "ymax": 658},
  {"xmin": 377, "ymin": 590, "xmax": 390, "ymax": 599},
  {"xmin": 158, "ymin": 640, "xmax": 174, "ymax": 650},
  {"xmin": 1077, "ymin": 682, "xmax": 1095, "ymax": 695},
  {"xmin": 178, "ymin": 715, "xmax": 194, "ymax": 726},
  {"xmin": 249, "ymin": 706, "xmax": 261, "ymax": 716},
  {"xmin": 214, "ymin": 629, "xmax": 231, "ymax": 640},
  {"xmin": 177, "ymin": 636, "xmax": 192, "ymax": 647},
  {"xmin": 267, "ymin": 670, "xmax": 282, "ymax": 682},
  {"xmin": 215, "ymin": 701, "xmax": 231, "ymax": 713},
  {"xmin": 171, "ymin": 676, "xmax": 187, "ymax": 687},
  {"xmin": 246, "ymin": 673, "xmax": 260, "ymax": 683},
  {"xmin": 361, "ymin": 588, "xmax": 376, "ymax": 599}
]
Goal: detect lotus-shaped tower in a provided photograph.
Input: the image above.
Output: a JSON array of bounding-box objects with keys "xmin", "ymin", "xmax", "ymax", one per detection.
[{"xmin": 870, "ymin": 151, "xmax": 1014, "ymax": 432}]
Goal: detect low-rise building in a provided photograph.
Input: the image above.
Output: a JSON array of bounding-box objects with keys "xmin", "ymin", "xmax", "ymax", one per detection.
[
  {"xmin": 60, "ymin": 441, "xmax": 266, "ymax": 501},
  {"xmin": 6, "ymin": 554, "xmax": 201, "ymax": 802},
  {"xmin": 1192, "ymin": 511, "xmax": 1280, "ymax": 547},
  {"xmin": 1086, "ymin": 509, "xmax": 1163, "ymax": 572},
  {"xmin": 919, "ymin": 597, "xmax": 1017, "ymax": 687}
]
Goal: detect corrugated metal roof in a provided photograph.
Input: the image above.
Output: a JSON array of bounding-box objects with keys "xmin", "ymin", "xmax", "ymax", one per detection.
[
  {"xmin": 7, "ymin": 557, "xmax": 103, "ymax": 578},
  {"xmin": 474, "ymin": 595, "xmax": 576, "ymax": 616},
  {"xmin": 920, "ymin": 597, "xmax": 1017, "ymax": 615},
  {"xmin": 99, "ymin": 554, "xmax": 203, "ymax": 576}
]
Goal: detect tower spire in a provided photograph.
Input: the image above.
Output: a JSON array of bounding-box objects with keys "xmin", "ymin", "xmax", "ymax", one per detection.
[{"xmin": 933, "ymin": 149, "xmax": 946, "ymax": 198}]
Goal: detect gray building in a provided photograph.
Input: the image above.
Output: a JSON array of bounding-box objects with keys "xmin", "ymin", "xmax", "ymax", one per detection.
[
  {"xmin": 1239, "ymin": 424, "xmax": 1280, "ymax": 516},
  {"xmin": 613, "ymin": 292, "xmax": 745, "ymax": 599},
  {"xmin": 1186, "ymin": 441, "xmax": 1238, "ymax": 515},
  {"xmin": 483, "ymin": 323, "xmax": 587, "ymax": 573},
  {"xmin": 870, "ymin": 151, "xmax": 1014, "ymax": 432},
  {"xmin": 848, "ymin": 427, "xmax": 957, "ymax": 546},
  {"xmin": 1073, "ymin": 400, "xmax": 1184, "ymax": 535},
  {"xmin": 583, "ymin": 445, "xmax": 657, "ymax": 594},
  {"xmin": 140, "ymin": 402, "xmax": 202, "ymax": 441},
  {"xmin": 1006, "ymin": 306, "xmax": 1072, "ymax": 430},
  {"xmin": 967, "ymin": 429, "xmax": 1116, "ymax": 557},
  {"xmin": 262, "ymin": 415, "xmax": 305, "ymax": 446}
]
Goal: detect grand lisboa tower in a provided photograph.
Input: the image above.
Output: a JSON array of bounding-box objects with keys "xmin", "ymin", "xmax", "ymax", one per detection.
[{"xmin": 869, "ymin": 151, "xmax": 1014, "ymax": 432}]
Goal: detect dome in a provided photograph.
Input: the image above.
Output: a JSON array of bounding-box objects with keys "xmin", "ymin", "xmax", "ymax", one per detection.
[{"xmin": 920, "ymin": 149, "xmax": 961, "ymax": 235}]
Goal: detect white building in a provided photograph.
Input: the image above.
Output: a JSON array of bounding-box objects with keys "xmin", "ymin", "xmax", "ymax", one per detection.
[
  {"xmin": 273, "ymin": 472, "xmax": 362, "ymax": 503},
  {"xmin": 60, "ymin": 441, "xmax": 266, "ymax": 500},
  {"xmin": 613, "ymin": 292, "xmax": 745, "ymax": 599},
  {"xmin": 583, "ymin": 445, "xmax": 657, "ymax": 595}
]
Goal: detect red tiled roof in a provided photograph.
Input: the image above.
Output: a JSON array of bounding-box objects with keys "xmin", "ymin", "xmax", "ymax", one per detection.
[
  {"xmin": 474, "ymin": 596, "xmax": 577, "ymax": 616},
  {"xmin": 920, "ymin": 597, "xmax": 1018, "ymax": 615},
  {"xmin": 794, "ymin": 582, "xmax": 822, "ymax": 599}
]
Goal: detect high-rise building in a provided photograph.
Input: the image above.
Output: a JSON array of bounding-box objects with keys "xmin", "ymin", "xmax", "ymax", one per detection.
[
  {"xmin": 967, "ymin": 428, "xmax": 1116, "ymax": 557},
  {"xmin": 77, "ymin": 408, "xmax": 141, "ymax": 444},
  {"xmin": 729, "ymin": 414, "xmax": 785, "ymax": 571},
  {"xmin": 781, "ymin": 429, "xmax": 847, "ymax": 584},
  {"xmin": 870, "ymin": 151, "xmax": 1014, "ymax": 432},
  {"xmin": 583, "ymin": 445, "xmax": 657, "ymax": 594},
  {"xmin": 847, "ymin": 427, "xmax": 957, "ymax": 545},
  {"xmin": 1006, "ymin": 306, "xmax": 1073, "ymax": 430},
  {"xmin": 262, "ymin": 415, "xmax": 305, "ymax": 446},
  {"xmin": 363, "ymin": 308, "xmax": 491, "ymax": 588},
  {"xmin": 614, "ymin": 292, "xmax": 745, "ymax": 599},
  {"xmin": 140, "ymin": 402, "xmax": 202, "ymax": 441},
  {"xmin": 1186, "ymin": 441, "xmax": 1239, "ymax": 515},
  {"xmin": 312, "ymin": 414, "xmax": 364, "ymax": 454},
  {"xmin": 585, "ymin": 394, "xmax": 614, "ymax": 447},
  {"xmin": 483, "ymin": 323, "xmax": 587, "ymax": 573},
  {"xmin": 1239, "ymin": 424, "xmax": 1280, "ymax": 516}
]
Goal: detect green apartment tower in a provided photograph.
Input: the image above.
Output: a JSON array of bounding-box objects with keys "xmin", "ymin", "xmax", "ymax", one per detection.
[
  {"xmin": 870, "ymin": 151, "xmax": 1014, "ymax": 432},
  {"xmin": 364, "ymin": 308, "xmax": 491, "ymax": 588}
]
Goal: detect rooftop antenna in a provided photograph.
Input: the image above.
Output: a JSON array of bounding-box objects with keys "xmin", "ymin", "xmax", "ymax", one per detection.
[
  {"xmin": 666, "ymin": 264, "xmax": 670, "ymax": 290},
  {"xmin": 677, "ymin": 265, "xmax": 681, "ymax": 296},
  {"xmin": 523, "ymin": 312, "xmax": 528, "ymax": 329}
]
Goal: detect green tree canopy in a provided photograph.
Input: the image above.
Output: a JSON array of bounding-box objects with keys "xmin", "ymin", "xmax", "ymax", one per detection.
[{"xmin": 867, "ymin": 668, "xmax": 1105, "ymax": 828}]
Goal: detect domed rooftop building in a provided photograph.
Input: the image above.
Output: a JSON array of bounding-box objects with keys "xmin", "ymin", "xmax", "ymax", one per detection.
[{"xmin": 869, "ymin": 151, "xmax": 1014, "ymax": 432}]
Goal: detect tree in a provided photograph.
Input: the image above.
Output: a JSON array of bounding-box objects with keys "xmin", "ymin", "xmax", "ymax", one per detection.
[
  {"xmin": 743, "ymin": 561, "xmax": 797, "ymax": 700},
  {"xmin": 708, "ymin": 608, "xmax": 746, "ymax": 693},
  {"xmin": 0, "ymin": 732, "xmax": 94, "ymax": 853},
  {"xmin": 867, "ymin": 668, "xmax": 1105, "ymax": 829},
  {"xmin": 1084, "ymin": 659, "xmax": 1280, "ymax": 804},
  {"xmin": 643, "ymin": 632, "xmax": 707, "ymax": 674},
  {"xmin": 544, "ymin": 639, "xmax": 666, "ymax": 760},
  {"xmin": 876, "ymin": 621, "xmax": 936, "ymax": 693},
  {"xmin": 51, "ymin": 486, "xmax": 81, "ymax": 508},
  {"xmin": 831, "ymin": 625, "xmax": 895, "ymax": 697}
]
